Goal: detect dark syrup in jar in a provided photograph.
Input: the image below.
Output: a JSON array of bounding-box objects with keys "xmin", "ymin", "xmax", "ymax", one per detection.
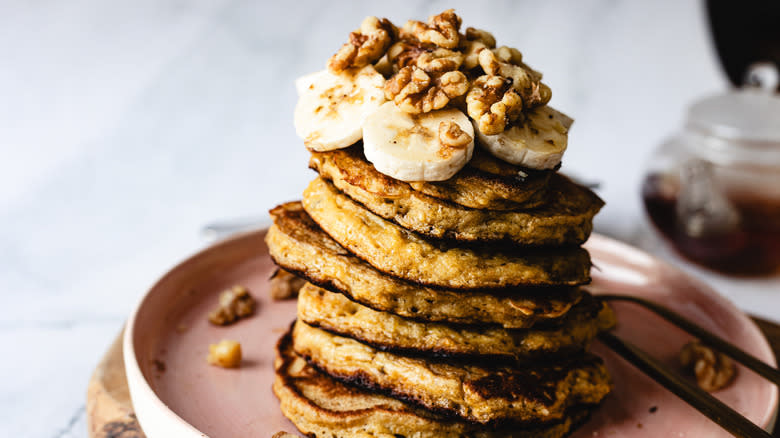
[{"xmin": 642, "ymin": 172, "xmax": 780, "ymax": 276}]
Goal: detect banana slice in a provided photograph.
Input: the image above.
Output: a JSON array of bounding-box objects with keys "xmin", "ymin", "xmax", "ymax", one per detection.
[
  {"xmin": 294, "ymin": 71, "xmax": 322, "ymax": 95},
  {"xmin": 363, "ymin": 102, "xmax": 474, "ymax": 182},
  {"xmin": 294, "ymin": 66, "xmax": 385, "ymax": 151},
  {"xmin": 476, "ymin": 106, "xmax": 574, "ymax": 170}
]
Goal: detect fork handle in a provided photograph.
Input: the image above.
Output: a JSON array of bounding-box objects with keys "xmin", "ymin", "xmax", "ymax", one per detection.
[{"xmin": 600, "ymin": 332, "xmax": 773, "ymax": 438}]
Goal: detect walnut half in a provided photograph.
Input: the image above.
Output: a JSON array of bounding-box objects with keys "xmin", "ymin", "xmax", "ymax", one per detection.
[
  {"xmin": 478, "ymin": 48, "xmax": 551, "ymax": 110},
  {"xmin": 679, "ymin": 340, "xmax": 737, "ymax": 392},
  {"xmin": 386, "ymin": 41, "xmax": 464, "ymax": 74},
  {"xmin": 328, "ymin": 16, "xmax": 396, "ymax": 72},
  {"xmin": 402, "ymin": 9, "xmax": 462, "ymax": 49},
  {"xmin": 385, "ymin": 66, "xmax": 468, "ymax": 114},
  {"xmin": 466, "ymin": 75, "xmax": 524, "ymax": 135}
]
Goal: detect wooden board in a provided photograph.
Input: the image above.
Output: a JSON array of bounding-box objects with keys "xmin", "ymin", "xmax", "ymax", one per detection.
[
  {"xmin": 87, "ymin": 319, "xmax": 780, "ymax": 438},
  {"xmin": 86, "ymin": 328, "xmax": 145, "ymax": 438}
]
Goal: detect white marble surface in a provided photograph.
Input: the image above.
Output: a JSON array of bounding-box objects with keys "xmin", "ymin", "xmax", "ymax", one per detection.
[{"xmin": 1, "ymin": 1, "xmax": 777, "ymax": 437}]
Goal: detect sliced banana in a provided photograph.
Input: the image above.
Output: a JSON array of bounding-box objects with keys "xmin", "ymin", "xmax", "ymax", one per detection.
[
  {"xmin": 294, "ymin": 71, "xmax": 322, "ymax": 95},
  {"xmin": 476, "ymin": 106, "xmax": 574, "ymax": 170},
  {"xmin": 363, "ymin": 102, "xmax": 475, "ymax": 182},
  {"xmin": 294, "ymin": 65, "xmax": 386, "ymax": 151}
]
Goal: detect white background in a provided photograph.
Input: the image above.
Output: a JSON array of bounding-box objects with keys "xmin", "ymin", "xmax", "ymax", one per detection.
[{"xmin": 1, "ymin": 1, "xmax": 777, "ymax": 436}]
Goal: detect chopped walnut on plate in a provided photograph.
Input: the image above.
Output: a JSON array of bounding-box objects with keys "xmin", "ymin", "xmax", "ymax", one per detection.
[
  {"xmin": 208, "ymin": 285, "xmax": 256, "ymax": 325},
  {"xmin": 679, "ymin": 340, "xmax": 737, "ymax": 392},
  {"xmin": 207, "ymin": 339, "xmax": 242, "ymax": 368},
  {"xmin": 269, "ymin": 269, "xmax": 306, "ymax": 300}
]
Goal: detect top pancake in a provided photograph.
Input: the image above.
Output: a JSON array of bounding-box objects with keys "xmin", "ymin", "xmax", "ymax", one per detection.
[
  {"xmin": 405, "ymin": 145, "xmax": 553, "ymax": 210},
  {"xmin": 302, "ymin": 177, "xmax": 592, "ymax": 289},
  {"xmin": 310, "ymin": 147, "xmax": 603, "ymax": 246}
]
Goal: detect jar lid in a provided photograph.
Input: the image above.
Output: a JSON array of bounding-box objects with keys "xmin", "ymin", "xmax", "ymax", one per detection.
[{"xmin": 686, "ymin": 90, "xmax": 780, "ymax": 143}]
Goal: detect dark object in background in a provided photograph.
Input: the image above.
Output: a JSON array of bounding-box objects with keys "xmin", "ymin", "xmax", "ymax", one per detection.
[{"xmin": 707, "ymin": 0, "xmax": 780, "ymax": 90}]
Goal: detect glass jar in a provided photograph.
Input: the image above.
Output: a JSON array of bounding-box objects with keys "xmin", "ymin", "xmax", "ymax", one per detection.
[{"xmin": 641, "ymin": 89, "xmax": 780, "ymax": 276}]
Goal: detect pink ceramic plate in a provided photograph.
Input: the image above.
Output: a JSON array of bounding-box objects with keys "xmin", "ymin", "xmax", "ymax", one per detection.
[{"xmin": 124, "ymin": 231, "xmax": 778, "ymax": 437}]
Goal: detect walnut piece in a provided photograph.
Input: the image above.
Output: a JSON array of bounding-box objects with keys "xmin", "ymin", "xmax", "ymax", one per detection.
[
  {"xmin": 478, "ymin": 48, "xmax": 551, "ymax": 110},
  {"xmin": 269, "ymin": 269, "xmax": 306, "ymax": 300},
  {"xmin": 387, "ymin": 40, "xmax": 424, "ymax": 71},
  {"xmin": 207, "ymin": 339, "xmax": 242, "ymax": 368},
  {"xmin": 385, "ymin": 66, "xmax": 468, "ymax": 114},
  {"xmin": 465, "ymin": 27, "xmax": 496, "ymax": 48},
  {"xmin": 328, "ymin": 16, "xmax": 396, "ymax": 72},
  {"xmin": 438, "ymin": 121, "xmax": 472, "ymax": 158},
  {"xmin": 208, "ymin": 285, "xmax": 256, "ymax": 325},
  {"xmin": 466, "ymin": 75, "xmax": 524, "ymax": 135},
  {"xmin": 387, "ymin": 41, "xmax": 463, "ymax": 74},
  {"xmin": 493, "ymin": 45, "xmax": 544, "ymax": 82},
  {"xmin": 459, "ymin": 27, "xmax": 497, "ymax": 70},
  {"xmin": 402, "ymin": 9, "xmax": 462, "ymax": 49},
  {"xmin": 679, "ymin": 340, "xmax": 737, "ymax": 392},
  {"xmin": 460, "ymin": 39, "xmax": 489, "ymax": 71},
  {"xmin": 415, "ymin": 48, "xmax": 464, "ymax": 73},
  {"xmin": 272, "ymin": 433, "xmax": 300, "ymax": 438},
  {"xmin": 493, "ymin": 45, "xmax": 524, "ymax": 67}
]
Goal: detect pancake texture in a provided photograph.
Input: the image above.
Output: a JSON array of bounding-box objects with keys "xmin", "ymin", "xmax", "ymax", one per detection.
[
  {"xmin": 274, "ymin": 328, "xmax": 594, "ymax": 438},
  {"xmin": 292, "ymin": 321, "xmax": 612, "ymax": 425},
  {"xmin": 266, "ymin": 202, "xmax": 583, "ymax": 328},
  {"xmin": 310, "ymin": 147, "xmax": 603, "ymax": 245},
  {"xmin": 302, "ymin": 177, "xmax": 592, "ymax": 289},
  {"xmin": 298, "ymin": 283, "xmax": 616, "ymax": 361}
]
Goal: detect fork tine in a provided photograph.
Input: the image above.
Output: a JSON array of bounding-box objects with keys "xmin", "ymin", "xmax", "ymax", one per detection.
[
  {"xmin": 600, "ymin": 294, "xmax": 780, "ymax": 385},
  {"xmin": 599, "ymin": 331, "xmax": 773, "ymax": 438}
]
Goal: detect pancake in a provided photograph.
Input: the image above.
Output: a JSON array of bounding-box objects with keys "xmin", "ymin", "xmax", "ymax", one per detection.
[
  {"xmin": 310, "ymin": 147, "xmax": 603, "ymax": 246},
  {"xmin": 274, "ymin": 328, "xmax": 594, "ymax": 438},
  {"xmin": 292, "ymin": 321, "xmax": 612, "ymax": 425},
  {"xmin": 407, "ymin": 146, "xmax": 553, "ymax": 210},
  {"xmin": 267, "ymin": 202, "xmax": 583, "ymax": 328},
  {"xmin": 302, "ymin": 177, "xmax": 592, "ymax": 289},
  {"xmin": 298, "ymin": 283, "xmax": 616, "ymax": 361}
]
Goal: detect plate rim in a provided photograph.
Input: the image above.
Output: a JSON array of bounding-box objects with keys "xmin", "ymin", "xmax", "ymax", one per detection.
[
  {"xmin": 124, "ymin": 228, "xmax": 268, "ymax": 438},
  {"xmin": 123, "ymin": 230, "xmax": 779, "ymax": 437}
]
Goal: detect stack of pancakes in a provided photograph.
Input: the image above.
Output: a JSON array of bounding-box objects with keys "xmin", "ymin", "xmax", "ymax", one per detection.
[{"xmin": 267, "ymin": 143, "xmax": 615, "ymax": 436}]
